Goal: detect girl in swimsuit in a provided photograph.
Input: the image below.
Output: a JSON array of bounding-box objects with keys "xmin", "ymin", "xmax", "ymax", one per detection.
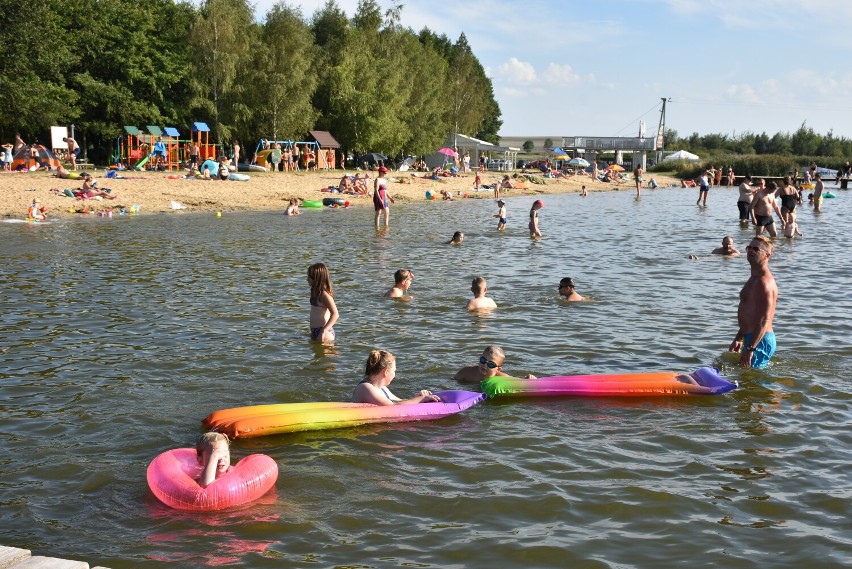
[
  {"xmin": 373, "ymin": 166, "xmax": 394, "ymax": 229},
  {"xmin": 529, "ymin": 199, "xmax": 544, "ymax": 238},
  {"xmin": 352, "ymin": 350, "xmax": 442, "ymax": 405},
  {"xmin": 307, "ymin": 262, "xmax": 339, "ymax": 344}
]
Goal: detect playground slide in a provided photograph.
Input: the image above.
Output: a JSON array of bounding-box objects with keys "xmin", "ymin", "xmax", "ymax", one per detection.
[{"xmin": 134, "ymin": 155, "xmax": 150, "ymax": 170}]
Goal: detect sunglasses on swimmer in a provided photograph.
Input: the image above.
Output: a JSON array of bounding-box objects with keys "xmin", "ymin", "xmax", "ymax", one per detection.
[{"xmin": 479, "ymin": 356, "xmax": 499, "ymax": 369}]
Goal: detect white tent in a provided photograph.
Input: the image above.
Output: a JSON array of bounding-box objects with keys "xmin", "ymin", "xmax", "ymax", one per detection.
[{"xmin": 663, "ymin": 149, "xmax": 700, "ymax": 161}]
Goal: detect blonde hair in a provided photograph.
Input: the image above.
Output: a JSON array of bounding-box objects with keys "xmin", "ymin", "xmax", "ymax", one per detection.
[
  {"xmin": 196, "ymin": 432, "xmax": 229, "ymax": 456},
  {"xmin": 394, "ymin": 269, "xmax": 413, "ymax": 284},
  {"xmin": 754, "ymin": 235, "xmax": 773, "ymax": 253},
  {"xmin": 364, "ymin": 349, "xmax": 395, "ymax": 379},
  {"xmin": 482, "ymin": 345, "xmax": 505, "ymax": 361}
]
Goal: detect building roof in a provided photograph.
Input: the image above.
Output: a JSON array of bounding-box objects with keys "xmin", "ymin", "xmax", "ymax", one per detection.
[{"xmin": 308, "ymin": 131, "xmax": 340, "ymax": 148}]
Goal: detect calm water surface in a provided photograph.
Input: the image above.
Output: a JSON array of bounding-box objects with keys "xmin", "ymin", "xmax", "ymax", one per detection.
[{"xmin": 1, "ymin": 186, "xmax": 850, "ymax": 568}]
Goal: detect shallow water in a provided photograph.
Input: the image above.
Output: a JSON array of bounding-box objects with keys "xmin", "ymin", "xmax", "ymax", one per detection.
[{"xmin": 1, "ymin": 186, "xmax": 851, "ymax": 568}]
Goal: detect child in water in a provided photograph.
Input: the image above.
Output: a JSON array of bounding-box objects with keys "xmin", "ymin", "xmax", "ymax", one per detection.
[
  {"xmin": 466, "ymin": 276, "xmax": 497, "ymax": 311},
  {"xmin": 494, "ymin": 199, "xmax": 507, "ymax": 230},
  {"xmin": 352, "ymin": 349, "xmax": 442, "ymax": 405},
  {"xmin": 454, "ymin": 345, "xmax": 536, "ymax": 384},
  {"xmin": 529, "ymin": 199, "xmax": 543, "ymax": 238},
  {"xmin": 196, "ymin": 432, "xmax": 230, "ymax": 488},
  {"xmin": 307, "ymin": 262, "xmax": 339, "ymax": 343},
  {"xmin": 285, "ymin": 198, "xmax": 301, "ymax": 216},
  {"xmin": 784, "ymin": 210, "xmax": 804, "ymax": 238},
  {"xmin": 384, "ymin": 268, "xmax": 414, "ymax": 299},
  {"xmin": 449, "ymin": 231, "xmax": 464, "ymax": 245}
]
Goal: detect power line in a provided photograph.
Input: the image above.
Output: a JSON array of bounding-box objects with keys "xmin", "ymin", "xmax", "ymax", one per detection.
[
  {"xmin": 612, "ymin": 101, "xmax": 664, "ymax": 137},
  {"xmin": 673, "ymin": 97, "xmax": 852, "ymax": 113}
]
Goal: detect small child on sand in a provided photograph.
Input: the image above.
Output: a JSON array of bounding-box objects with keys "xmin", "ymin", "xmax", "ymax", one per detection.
[
  {"xmin": 494, "ymin": 199, "xmax": 506, "ymax": 230},
  {"xmin": 352, "ymin": 349, "xmax": 441, "ymax": 405},
  {"xmin": 27, "ymin": 199, "xmax": 46, "ymax": 221},
  {"xmin": 307, "ymin": 262, "xmax": 339, "ymax": 343},
  {"xmin": 454, "ymin": 346, "xmax": 536, "ymax": 384},
  {"xmin": 385, "ymin": 269, "xmax": 414, "ymax": 299},
  {"xmin": 196, "ymin": 432, "xmax": 231, "ymax": 488},
  {"xmin": 466, "ymin": 276, "xmax": 497, "ymax": 311},
  {"xmin": 474, "ymin": 168, "xmax": 482, "ymax": 189}
]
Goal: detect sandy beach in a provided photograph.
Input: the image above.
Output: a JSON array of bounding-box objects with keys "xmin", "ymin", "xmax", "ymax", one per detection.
[{"xmin": 0, "ymin": 168, "xmax": 681, "ymax": 219}]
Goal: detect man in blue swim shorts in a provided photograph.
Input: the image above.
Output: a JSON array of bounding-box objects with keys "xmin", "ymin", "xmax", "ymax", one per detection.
[{"xmin": 729, "ymin": 236, "xmax": 778, "ymax": 369}]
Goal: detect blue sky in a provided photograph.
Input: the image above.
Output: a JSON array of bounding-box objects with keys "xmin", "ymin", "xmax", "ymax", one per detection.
[{"xmin": 252, "ymin": 0, "xmax": 852, "ymax": 140}]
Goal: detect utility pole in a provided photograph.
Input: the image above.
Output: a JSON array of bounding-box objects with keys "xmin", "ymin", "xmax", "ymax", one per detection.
[{"xmin": 656, "ymin": 97, "xmax": 669, "ymax": 162}]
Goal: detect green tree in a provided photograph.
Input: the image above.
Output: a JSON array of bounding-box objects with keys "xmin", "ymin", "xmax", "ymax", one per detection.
[
  {"xmin": 249, "ymin": 2, "xmax": 318, "ymax": 140},
  {"xmin": 0, "ymin": 0, "xmax": 78, "ymax": 137},
  {"xmin": 189, "ymin": 0, "xmax": 257, "ymax": 145},
  {"xmin": 767, "ymin": 132, "xmax": 792, "ymax": 155},
  {"xmin": 523, "ymin": 140, "xmax": 535, "ymax": 152},
  {"xmin": 791, "ymin": 122, "xmax": 820, "ymax": 156}
]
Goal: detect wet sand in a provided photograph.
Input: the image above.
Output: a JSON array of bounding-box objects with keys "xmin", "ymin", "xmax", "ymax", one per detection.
[{"xmin": 0, "ymin": 168, "xmax": 681, "ymax": 219}]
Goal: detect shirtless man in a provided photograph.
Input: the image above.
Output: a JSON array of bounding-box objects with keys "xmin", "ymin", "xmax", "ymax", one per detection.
[
  {"xmin": 633, "ymin": 164, "xmax": 643, "ymax": 197},
  {"xmin": 813, "ymin": 173, "xmax": 824, "ymax": 212},
  {"xmin": 712, "ymin": 235, "xmax": 740, "ymax": 256},
  {"xmin": 729, "ymin": 236, "xmax": 778, "ymax": 369},
  {"xmin": 62, "ymin": 137, "xmax": 79, "ymax": 170},
  {"xmin": 750, "ymin": 181, "xmax": 784, "ymax": 237}
]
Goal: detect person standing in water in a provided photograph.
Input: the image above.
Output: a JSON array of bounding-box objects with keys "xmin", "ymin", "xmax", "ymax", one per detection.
[
  {"xmin": 373, "ymin": 165, "xmax": 394, "ymax": 229},
  {"xmin": 307, "ymin": 262, "xmax": 339, "ymax": 343},
  {"xmin": 729, "ymin": 236, "xmax": 778, "ymax": 369}
]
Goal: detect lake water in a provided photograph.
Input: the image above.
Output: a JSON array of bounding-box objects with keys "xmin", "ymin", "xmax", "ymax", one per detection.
[{"xmin": 1, "ymin": 186, "xmax": 850, "ymax": 568}]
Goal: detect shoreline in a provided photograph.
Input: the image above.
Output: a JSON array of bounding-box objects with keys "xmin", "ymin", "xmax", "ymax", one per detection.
[{"xmin": 0, "ymin": 169, "xmax": 683, "ymax": 219}]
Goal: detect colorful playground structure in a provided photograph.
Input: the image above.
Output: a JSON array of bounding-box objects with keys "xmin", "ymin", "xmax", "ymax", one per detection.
[
  {"xmin": 115, "ymin": 122, "xmax": 218, "ymax": 171},
  {"xmin": 252, "ymin": 131, "xmax": 340, "ymax": 171}
]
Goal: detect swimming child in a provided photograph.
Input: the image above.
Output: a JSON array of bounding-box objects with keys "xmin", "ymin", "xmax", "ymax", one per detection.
[
  {"xmin": 352, "ymin": 349, "xmax": 442, "ymax": 405},
  {"xmin": 285, "ymin": 198, "xmax": 301, "ymax": 216},
  {"xmin": 494, "ymin": 199, "xmax": 507, "ymax": 230},
  {"xmin": 784, "ymin": 210, "xmax": 804, "ymax": 238},
  {"xmin": 580, "ymin": 185, "xmax": 587, "ymax": 197},
  {"xmin": 449, "ymin": 231, "xmax": 464, "ymax": 245},
  {"xmin": 196, "ymin": 432, "xmax": 231, "ymax": 488},
  {"xmin": 307, "ymin": 262, "xmax": 339, "ymax": 343},
  {"xmin": 466, "ymin": 276, "xmax": 497, "ymax": 311},
  {"xmin": 529, "ymin": 199, "xmax": 543, "ymax": 238},
  {"xmin": 384, "ymin": 268, "xmax": 414, "ymax": 299},
  {"xmin": 558, "ymin": 277, "xmax": 584, "ymax": 301},
  {"xmin": 453, "ymin": 345, "xmax": 536, "ymax": 384}
]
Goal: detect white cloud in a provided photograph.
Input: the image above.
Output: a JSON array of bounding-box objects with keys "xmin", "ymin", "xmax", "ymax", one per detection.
[
  {"xmin": 543, "ymin": 63, "xmax": 580, "ymax": 86},
  {"xmin": 497, "ymin": 58, "xmax": 538, "ymax": 84}
]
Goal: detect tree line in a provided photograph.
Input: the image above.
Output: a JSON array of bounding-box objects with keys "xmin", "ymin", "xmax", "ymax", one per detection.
[
  {"xmin": 665, "ymin": 122, "xmax": 852, "ymax": 160},
  {"xmin": 0, "ymin": 0, "xmax": 501, "ymax": 163}
]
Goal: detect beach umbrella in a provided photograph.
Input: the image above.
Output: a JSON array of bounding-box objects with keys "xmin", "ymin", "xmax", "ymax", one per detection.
[
  {"xmin": 663, "ymin": 150, "xmax": 700, "ymax": 162},
  {"xmin": 568, "ymin": 158, "xmax": 590, "ymax": 167},
  {"xmin": 551, "ymin": 154, "xmax": 569, "ymax": 160},
  {"xmin": 436, "ymin": 147, "xmax": 458, "ymax": 157},
  {"xmin": 605, "ymin": 164, "xmax": 625, "ymax": 172},
  {"xmin": 358, "ymin": 152, "xmax": 388, "ymax": 165}
]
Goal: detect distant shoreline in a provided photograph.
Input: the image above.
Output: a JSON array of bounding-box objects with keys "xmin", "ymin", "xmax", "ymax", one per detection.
[{"xmin": 0, "ymin": 169, "xmax": 682, "ymax": 220}]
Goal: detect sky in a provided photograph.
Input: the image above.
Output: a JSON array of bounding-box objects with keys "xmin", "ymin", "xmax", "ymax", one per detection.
[{"xmin": 249, "ymin": 0, "xmax": 852, "ymax": 140}]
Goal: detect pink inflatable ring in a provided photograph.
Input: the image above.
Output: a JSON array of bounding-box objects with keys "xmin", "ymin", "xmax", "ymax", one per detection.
[{"xmin": 147, "ymin": 448, "xmax": 278, "ymax": 511}]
